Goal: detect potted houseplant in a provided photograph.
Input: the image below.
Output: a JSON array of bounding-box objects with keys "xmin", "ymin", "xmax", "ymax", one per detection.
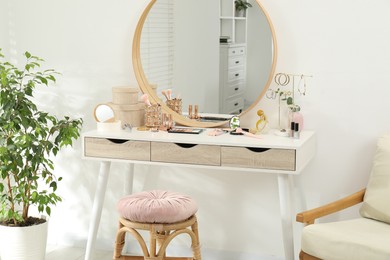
[
  {"xmin": 0, "ymin": 49, "xmax": 83, "ymax": 260},
  {"xmin": 234, "ymin": 0, "xmax": 252, "ymax": 17}
]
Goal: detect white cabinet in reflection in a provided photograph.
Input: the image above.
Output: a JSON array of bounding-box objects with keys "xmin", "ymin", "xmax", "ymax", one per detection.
[{"xmin": 219, "ymin": 44, "xmax": 247, "ymax": 114}]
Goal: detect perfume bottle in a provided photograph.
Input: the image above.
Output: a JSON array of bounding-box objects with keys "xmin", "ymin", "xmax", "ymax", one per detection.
[{"xmin": 288, "ymin": 105, "xmax": 303, "ymax": 131}]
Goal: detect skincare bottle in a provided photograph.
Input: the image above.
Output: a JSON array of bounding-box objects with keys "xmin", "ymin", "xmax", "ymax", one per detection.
[
  {"xmin": 294, "ymin": 123, "xmax": 300, "ymax": 139},
  {"xmin": 290, "ymin": 122, "xmax": 295, "ymax": 138},
  {"xmin": 188, "ymin": 105, "xmax": 193, "ymax": 119},
  {"xmin": 194, "ymin": 105, "xmax": 199, "ymax": 119}
]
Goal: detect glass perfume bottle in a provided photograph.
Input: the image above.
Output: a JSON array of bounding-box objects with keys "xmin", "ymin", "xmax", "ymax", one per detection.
[{"xmin": 288, "ymin": 105, "xmax": 303, "ymax": 131}]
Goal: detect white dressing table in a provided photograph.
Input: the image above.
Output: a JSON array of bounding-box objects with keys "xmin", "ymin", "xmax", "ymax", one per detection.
[{"xmin": 82, "ymin": 128, "xmax": 316, "ymax": 260}]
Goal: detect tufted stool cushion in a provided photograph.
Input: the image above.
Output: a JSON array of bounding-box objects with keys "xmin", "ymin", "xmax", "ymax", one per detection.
[{"xmin": 117, "ymin": 190, "xmax": 198, "ymax": 224}]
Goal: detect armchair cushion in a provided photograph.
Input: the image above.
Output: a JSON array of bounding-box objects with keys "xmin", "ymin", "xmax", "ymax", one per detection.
[
  {"xmin": 360, "ymin": 132, "xmax": 390, "ymax": 224},
  {"xmin": 302, "ymin": 218, "xmax": 390, "ymax": 260}
]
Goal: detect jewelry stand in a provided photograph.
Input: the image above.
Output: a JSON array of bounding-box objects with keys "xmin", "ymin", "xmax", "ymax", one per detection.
[{"xmin": 267, "ymin": 73, "xmax": 312, "ymax": 137}]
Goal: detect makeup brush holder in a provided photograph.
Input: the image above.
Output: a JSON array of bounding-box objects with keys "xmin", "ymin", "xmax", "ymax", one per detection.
[
  {"xmin": 166, "ymin": 99, "xmax": 182, "ymax": 115},
  {"xmin": 145, "ymin": 104, "xmax": 162, "ymax": 128}
]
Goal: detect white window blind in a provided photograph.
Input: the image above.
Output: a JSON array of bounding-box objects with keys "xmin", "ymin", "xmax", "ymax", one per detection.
[{"xmin": 140, "ymin": 0, "xmax": 174, "ymax": 95}]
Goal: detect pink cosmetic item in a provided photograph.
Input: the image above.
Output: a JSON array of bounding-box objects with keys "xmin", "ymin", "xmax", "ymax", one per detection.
[
  {"xmin": 289, "ymin": 105, "xmax": 304, "ymax": 131},
  {"xmin": 235, "ymin": 128, "xmax": 262, "ymax": 139},
  {"xmin": 166, "ymin": 89, "xmax": 172, "ymax": 100},
  {"xmin": 161, "ymin": 90, "xmax": 169, "ymax": 101},
  {"xmin": 194, "ymin": 105, "xmax": 199, "ymax": 119},
  {"xmin": 188, "ymin": 105, "xmax": 193, "ymax": 119},
  {"xmin": 141, "ymin": 94, "xmax": 152, "ymax": 107},
  {"xmin": 208, "ymin": 129, "xmax": 227, "ymax": 136}
]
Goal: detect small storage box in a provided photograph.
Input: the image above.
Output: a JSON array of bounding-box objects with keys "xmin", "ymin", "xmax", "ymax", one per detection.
[
  {"xmin": 112, "ymin": 87, "xmax": 139, "ymax": 105},
  {"xmin": 108, "ymin": 102, "xmax": 145, "ymax": 127}
]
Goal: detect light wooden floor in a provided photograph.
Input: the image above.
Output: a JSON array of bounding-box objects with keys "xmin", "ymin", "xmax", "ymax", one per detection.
[
  {"xmin": 46, "ymin": 245, "xmax": 113, "ymax": 260},
  {"xmin": 45, "ymin": 245, "xmax": 282, "ymax": 260}
]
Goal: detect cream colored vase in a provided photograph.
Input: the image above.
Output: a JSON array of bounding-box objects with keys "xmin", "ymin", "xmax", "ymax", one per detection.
[{"xmin": 0, "ymin": 220, "xmax": 48, "ymax": 260}]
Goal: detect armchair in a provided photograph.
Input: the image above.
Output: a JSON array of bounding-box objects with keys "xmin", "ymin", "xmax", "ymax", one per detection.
[{"xmin": 296, "ymin": 133, "xmax": 390, "ymax": 260}]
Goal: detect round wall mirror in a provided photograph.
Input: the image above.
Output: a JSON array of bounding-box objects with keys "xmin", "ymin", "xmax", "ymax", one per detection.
[{"xmin": 133, "ymin": 0, "xmax": 277, "ymax": 127}]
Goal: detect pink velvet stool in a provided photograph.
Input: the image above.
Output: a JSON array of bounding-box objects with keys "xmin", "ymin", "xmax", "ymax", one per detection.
[{"xmin": 113, "ymin": 190, "xmax": 201, "ymax": 260}]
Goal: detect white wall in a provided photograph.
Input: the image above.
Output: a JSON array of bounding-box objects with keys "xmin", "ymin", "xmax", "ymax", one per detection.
[{"xmin": 2, "ymin": 0, "xmax": 390, "ymax": 259}]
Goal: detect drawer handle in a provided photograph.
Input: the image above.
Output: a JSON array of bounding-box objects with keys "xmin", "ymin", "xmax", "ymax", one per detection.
[
  {"xmin": 234, "ymin": 103, "xmax": 238, "ymax": 106},
  {"xmin": 175, "ymin": 143, "xmax": 198, "ymax": 148},
  {"xmin": 235, "ymin": 61, "xmax": 239, "ymax": 64},
  {"xmin": 246, "ymin": 147, "xmax": 270, "ymax": 153},
  {"xmin": 107, "ymin": 138, "xmax": 128, "ymax": 144},
  {"xmin": 235, "ymin": 87, "xmax": 239, "ymax": 91},
  {"xmin": 232, "ymin": 51, "xmax": 236, "ymax": 54},
  {"xmin": 235, "ymin": 73, "xmax": 239, "ymax": 77}
]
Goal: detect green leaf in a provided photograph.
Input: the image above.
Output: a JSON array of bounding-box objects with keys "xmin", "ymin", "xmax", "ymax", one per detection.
[
  {"xmin": 50, "ymin": 181, "xmax": 57, "ymax": 191},
  {"xmin": 46, "ymin": 206, "xmax": 51, "ymax": 216}
]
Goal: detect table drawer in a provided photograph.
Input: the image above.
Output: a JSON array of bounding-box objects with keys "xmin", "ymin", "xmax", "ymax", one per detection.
[
  {"xmin": 221, "ymin": 147, "xmax": 296, "ymax": 170},
  {"xmin": 84, "ymin": 137, "xmax": 150, "ymax": 161},
  {"xmin": 228, "ymin": 46, "xmax": 246, "ymax": 56},
  {"xmin": 151, "ymin": 142, "xmax": 220, "ymax": 166},
  {"xmin": 223, "ymin": 96, "xmax": 244, "ymax": 113},
  {"xmin": 228, "ymin": 55, "xmax": 245, "ymax": 68},
  {"xmin": 224, "ymin": 80, "xmax": 245, "ymax": 99},
  {"xmin": 227, "ymin": 69, "xmax": 245, "ymax": 81}
]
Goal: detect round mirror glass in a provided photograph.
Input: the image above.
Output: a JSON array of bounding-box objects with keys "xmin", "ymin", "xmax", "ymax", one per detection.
[
  {"xmin": 94, "ymin": 104, "xmax": 115, "ymax": 123},
  {"xmin": 133, "ymin": 0, "xmax": 277, "ymax": 127}
]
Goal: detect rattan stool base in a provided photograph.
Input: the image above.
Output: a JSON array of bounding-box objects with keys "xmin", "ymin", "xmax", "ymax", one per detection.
[{"xmin": 113, "ymin": 215, "xmax": 201, "ymax": 260}]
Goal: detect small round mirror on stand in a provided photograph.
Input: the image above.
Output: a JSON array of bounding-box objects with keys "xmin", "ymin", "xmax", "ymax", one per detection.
[
  {"xmin": 93, "ymin": 104, "xmax": 115, "ymax": 123},
  {"xmin": 133, "ymin": 0, "xmax": 277, "ymax": 127}
]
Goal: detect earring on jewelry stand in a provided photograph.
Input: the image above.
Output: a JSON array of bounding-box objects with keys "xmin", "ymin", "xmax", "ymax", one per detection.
[
  {"xmin": 266, "ymin": 89, "xmax": 277, "ymax": 99},
  {"xmin": 275, "ymin": 73, "xmax": 290, "ymax": 86},
  {"xmin": 298, "ymin": 74, "xmax": 307, "ymax": 96}
]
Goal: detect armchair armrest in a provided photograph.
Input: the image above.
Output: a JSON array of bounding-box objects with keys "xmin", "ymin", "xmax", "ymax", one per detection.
[{"xmin": 296, "ymin": 188, "xmax": 366, "ymax": 224}]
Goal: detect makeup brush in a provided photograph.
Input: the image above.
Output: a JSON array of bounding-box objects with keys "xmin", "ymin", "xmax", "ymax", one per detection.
[
  {"xmin": 141, "ymin": 94, "xmax": 152, "ymax": 107},
  {"xmin": 235, "ymin": 128, "xmax": 262, "ymax": 139},
  {"xmin": 161, "ymin": 90, "xmax": 169, "ymax": 101},
  {"xmin": 166, "ymin": 89, "xmax": 172, "ymax": 100}
]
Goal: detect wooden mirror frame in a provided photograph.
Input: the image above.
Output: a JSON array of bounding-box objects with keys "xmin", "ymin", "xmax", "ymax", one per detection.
[{"xmin": 133, "ymin": 0, "xmax": 278, "ymax": 128}]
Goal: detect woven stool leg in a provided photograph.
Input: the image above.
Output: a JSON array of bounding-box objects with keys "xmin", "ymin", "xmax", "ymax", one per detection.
[
  {"xmin": 113, "ymin": 222, "xmax": 126, "ymax": 259},
  {"xmin": 149, "ymin": 226, "xmax": 158, "ymax": 259},
  {"xmin": 191, "ymin": 216, "xmax": 201, "ymax": 260},
  {"xmin": 156, "ymin": 231, "xmax": 169, "ymax": 258}
]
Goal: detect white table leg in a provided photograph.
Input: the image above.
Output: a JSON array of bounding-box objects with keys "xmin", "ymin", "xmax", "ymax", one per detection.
[
  {"xmin": 124, "ymin": 163, "xmax": 135, "ymax": 254},
  {"xmin": 277, "ymin": 174, "xmax": 295, "ymax": 260},
  {"xmin": 293, "ymin": 174, "xmax": 307, "ymax": 211},
  {"xmin": 124, "ymin": 163, "xmax": 134, "ymax": 194},
  {"xmin": 85, "ymin": 161, "xmax": 111, "ymax": 260}
]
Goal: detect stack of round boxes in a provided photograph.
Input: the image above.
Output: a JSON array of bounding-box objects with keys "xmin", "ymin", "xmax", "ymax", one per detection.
[{"xmin": 108, "ymin": 87, "xmax": 145, "ymax": 127}]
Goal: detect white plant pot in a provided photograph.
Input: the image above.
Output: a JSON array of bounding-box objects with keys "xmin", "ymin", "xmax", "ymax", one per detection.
[
  {"xmin": 0, "ymin": 220, "xmax": 48, "ymax": 260},
  {"xmin": 235, "ymin": 9, "xmax": 246, "ymax": 17}
]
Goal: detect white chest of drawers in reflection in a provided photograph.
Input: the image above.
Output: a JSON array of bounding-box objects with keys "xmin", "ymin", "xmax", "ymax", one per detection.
[{"xmin": 219, "ymin": 44, "xmax": 246, "ymax": 114}]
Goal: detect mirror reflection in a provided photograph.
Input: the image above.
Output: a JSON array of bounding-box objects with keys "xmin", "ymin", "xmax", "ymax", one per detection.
[
  {"xmin": 140, "ymin": 0, "xmax": 274, "ymax": 118},
  {"xmin": 94, "ymin": 104, "xmax": 115, "ymax": 123}
]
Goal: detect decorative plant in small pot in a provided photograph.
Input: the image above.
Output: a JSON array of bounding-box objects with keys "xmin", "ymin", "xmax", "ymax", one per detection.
[
  {"xmin": 234, "ymin": 0, "xmax": 252, "ymax": 17},
  {"xmin": 0, "ymin": 49, "xmax": 83, "ymax": 260}
]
